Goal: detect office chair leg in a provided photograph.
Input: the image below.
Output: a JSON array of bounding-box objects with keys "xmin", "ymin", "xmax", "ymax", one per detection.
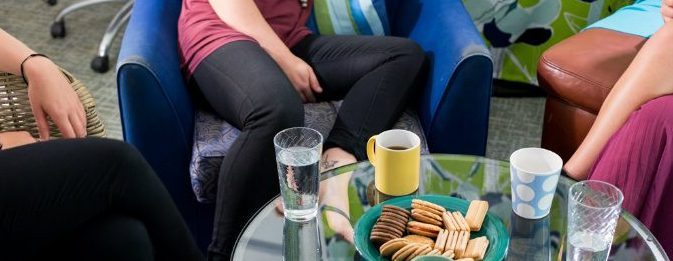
[
  {"xmin": 91, "ymin": 1, "xmax": 133, "ymax": 73},
  {"xmin": 45, "ymin": 0, "xmax": 57, "ymax": 6},
  {"xmin": 50, "ymin": 0, "xmax": 126, "ymax": 38}
]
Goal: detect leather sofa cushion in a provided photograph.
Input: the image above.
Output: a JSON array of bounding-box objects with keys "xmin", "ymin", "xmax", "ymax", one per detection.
[
  {"xmin": 537, "ymin": 29, "xmax": 646, "ymax": 114},
  {"xmin": 189, "ymin": 101, "xmax": 430, "ymax": 203}
]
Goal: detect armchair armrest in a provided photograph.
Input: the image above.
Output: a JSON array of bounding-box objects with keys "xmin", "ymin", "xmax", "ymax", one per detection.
[
  {"xmin": 538, "ymin": 28, "xmax": 646, "ymax": 161},
  {"xmin": 118, "ymin": 0, "xmax": 194, "ymax": 153},
  {"xmin": 117, "ymin": 0, "xmax": 213, "ymax": 249},
  {"xmin": 391, "ymin": 0, "xmax": 493, "ymax": 155}
]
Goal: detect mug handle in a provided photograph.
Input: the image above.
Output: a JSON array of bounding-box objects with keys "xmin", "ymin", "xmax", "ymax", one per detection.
[{"xmin": 366, "ymin": 135, "xmax": 377, "ymax": 166}]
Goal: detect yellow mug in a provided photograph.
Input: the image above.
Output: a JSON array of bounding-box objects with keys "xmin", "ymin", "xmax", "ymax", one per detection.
[{"xmin": 366, "ymin": 129, "xmax": 421, "ymax": 196}]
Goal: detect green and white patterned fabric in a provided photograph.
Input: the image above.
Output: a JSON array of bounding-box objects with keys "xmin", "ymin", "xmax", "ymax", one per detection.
[
  {"xmin": 307, "ymin": 0, "xmax": 390, "ymax": 36},
  {"xmin": 462, "ymin": 0, "xmax": 633, "ymax": 86}
]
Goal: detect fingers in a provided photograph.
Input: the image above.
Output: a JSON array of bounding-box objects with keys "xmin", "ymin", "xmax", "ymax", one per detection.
[
  {"xmin": 274, "ymin": 198, "xmax": 284, "ymax": 217},
  {"xmin": 69, "ymin": 114, "xmax": 87, "ymax": 138},
  {"xmin": 663, "ymin": 4, "xmax": 673, "ymax": 21},
  {"xmin": 296, "ymin": 90, "xmax": 307, "ymax": 103},
  {"xmin": 76, "ymin": 102, "xmax": 87, "ymax": 137},
  {"xmin": 303, "ymin": 87, "xmax": 316, "ymax": 103},
  {"xmin": 308, "ymin": 68, "xmax": 323, "ymax": 93},
  {"xmin": 665, "ymin": 0, "xmax": 673, "ymax": 8},
  {"xmin": 292, "ymin": 79, "xmax": 315, "ymax": 103},
  {"xmin": 52, "ymin": 112, "xmax": 76, "ymax": 138},
  {"xmin": 32, "ymin": 106, "xmax": 50, "ymax": 140}
]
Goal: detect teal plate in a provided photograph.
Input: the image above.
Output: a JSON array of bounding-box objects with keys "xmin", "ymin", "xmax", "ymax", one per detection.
[{"xmin": 354, "ymin": 195, "xmax": 509, "ymax": 261}]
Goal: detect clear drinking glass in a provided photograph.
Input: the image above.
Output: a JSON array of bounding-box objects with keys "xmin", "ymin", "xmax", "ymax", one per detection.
[
  {"xmin": 566, "ymin": 180, "xmax": 623, "ymax": 261},
  {"xmin": 274, "ymin": 127, "xmax": 323, "ymax": 221}
]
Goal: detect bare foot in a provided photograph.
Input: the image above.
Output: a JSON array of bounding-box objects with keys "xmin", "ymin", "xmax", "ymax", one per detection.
[
  {"xmin": 320, "ymin": 148, "xmax": 356, "ymax": 243},
  {"xmin": 275, "ymin": 147, "xmax": 357, "ymax": 243}
]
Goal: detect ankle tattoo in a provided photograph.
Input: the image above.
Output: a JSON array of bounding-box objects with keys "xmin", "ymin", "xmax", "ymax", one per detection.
[{"xmin": 321, "ymin": 154, "xmax": 339, "ymax": 170}]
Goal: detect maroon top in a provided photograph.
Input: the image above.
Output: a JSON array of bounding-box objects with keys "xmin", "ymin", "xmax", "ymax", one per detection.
[{"xmin": 178, "ymin": 0, "xmax": 312, "ymax": 76}]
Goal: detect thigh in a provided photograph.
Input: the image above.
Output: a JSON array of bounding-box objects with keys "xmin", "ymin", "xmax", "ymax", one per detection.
[
  {"xmin": 291, "ymin": 35, "xmax": 421, "ymax": 100},
  {"xmin": 192, "ymin": 41, "xmax": 302, "ymax": 129},
  {"xmin": 0, "ymin": 138, "xmax": 140, "ymax": 257}
]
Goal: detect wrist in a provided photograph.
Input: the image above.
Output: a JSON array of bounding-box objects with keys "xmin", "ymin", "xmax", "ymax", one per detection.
[
  {"xmin": 22, "ymin": 56, "xmax": 54, "ymax": 84},
  {"xmin": 265, "ymin": 47, "xmax": 294, "ymax": 66}
]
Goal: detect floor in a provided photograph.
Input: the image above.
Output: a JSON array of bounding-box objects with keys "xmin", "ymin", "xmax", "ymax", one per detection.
[{"xmin": 0, "ymin": 0, "xmax": 546, "ymax": 162}]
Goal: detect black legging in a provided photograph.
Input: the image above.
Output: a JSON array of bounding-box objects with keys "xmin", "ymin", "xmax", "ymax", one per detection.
[
  {"xmin": 0, "ymin": 138, "xmax": 204, "ymax": 261},
  {"xmin": 192, "ymin": 34, "xmax": 425, "ymax": 259}
]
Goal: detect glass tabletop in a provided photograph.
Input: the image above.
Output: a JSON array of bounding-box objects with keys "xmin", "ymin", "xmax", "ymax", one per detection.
[{"xmin": 233, "ymin": 154, "xmax": 667, "ymax": 260}]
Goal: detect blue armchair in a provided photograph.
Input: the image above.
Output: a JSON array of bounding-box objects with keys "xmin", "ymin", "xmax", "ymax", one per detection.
[{"xmin": 117, "ymin": 0, "xmax": 491, "ymax": 250}]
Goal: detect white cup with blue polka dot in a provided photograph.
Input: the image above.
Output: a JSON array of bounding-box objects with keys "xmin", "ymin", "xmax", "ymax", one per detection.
[{"xmin": 510, "ymin": 148, "xmax": 563, "ymax": 219}]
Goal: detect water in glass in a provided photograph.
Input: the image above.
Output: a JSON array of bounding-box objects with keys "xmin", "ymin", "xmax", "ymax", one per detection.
[
  {"xmin": 567, "ymin": 231, "xmax": 610, "ymax": 261},
  {"xmin": 277, "ymin": 147, "xmax": 320, "ymax": 221}
]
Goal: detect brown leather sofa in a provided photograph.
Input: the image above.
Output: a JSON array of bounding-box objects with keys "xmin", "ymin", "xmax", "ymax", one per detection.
[{"xmin": 537, "ymin": 29, "xmax": 647, "ymax": 161}]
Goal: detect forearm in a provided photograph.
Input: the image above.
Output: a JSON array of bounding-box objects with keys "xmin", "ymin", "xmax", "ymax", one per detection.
[
  {"xmin": 0, "ymin": 29, "xmax": 35, "ymax": 75},
  {"xmin": 208, "ymin": 0, "xmax": 292, "ymax": 61},
  {"xmin": 566, "ymin": 23, "xmax": 673, "ymax": 179}
]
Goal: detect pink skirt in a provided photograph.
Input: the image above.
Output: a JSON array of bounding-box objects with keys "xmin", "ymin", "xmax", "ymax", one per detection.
[{"xmin": 589, "ymin": 95, "xmax": 673, "ymax": 257}]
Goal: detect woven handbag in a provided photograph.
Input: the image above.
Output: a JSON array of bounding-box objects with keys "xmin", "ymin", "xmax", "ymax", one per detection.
[{"xmin": 0, "ymin": 69, "xmax": 105, "ymax": 137}]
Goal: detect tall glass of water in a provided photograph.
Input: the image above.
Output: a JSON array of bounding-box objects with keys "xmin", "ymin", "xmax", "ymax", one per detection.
[
  {"xmin": 274, "ymin": 127, "xmax": 322, "ymax": 221},
  {"xmin": 567, "ymin": 180, "xmax": 623, "ymax": 261}
]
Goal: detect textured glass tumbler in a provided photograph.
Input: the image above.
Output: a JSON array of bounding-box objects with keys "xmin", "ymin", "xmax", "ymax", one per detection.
[
  {"xmin": 566, "ymin": 180, "xmax": 623, "ymax": 261},
  {"xmin": 274, "ymin": 127, "xmax": 323, "ymax": 221}
]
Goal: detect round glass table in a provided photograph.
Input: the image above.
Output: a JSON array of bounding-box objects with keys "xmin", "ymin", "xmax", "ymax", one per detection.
[{"xmin": 233, "ymin": 155, "xmax": 668, "ymax": 260}]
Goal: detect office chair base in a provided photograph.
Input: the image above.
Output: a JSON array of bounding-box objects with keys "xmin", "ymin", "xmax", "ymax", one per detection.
[
  {"xmin": 50, "ymin": 21, "xmax": 66, "ymax": 38},
  {"xmin": 91, "ymin": 55, "xmax": 109, "ymax": 73}
]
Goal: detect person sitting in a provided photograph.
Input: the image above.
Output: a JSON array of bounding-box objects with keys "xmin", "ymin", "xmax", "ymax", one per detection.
[
  {"xmin": 563, "ymin": 0, "xmax": 673, "ymax": 255},
  {"xmin": 0, "ymin": 28, "xmax": 204, "ymax": 260},
  {"xmin": 178, "ymin": 0, "xmax": 426, "ymax": 259}
]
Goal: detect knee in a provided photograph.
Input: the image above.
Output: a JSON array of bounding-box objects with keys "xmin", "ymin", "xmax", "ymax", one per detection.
[
  {"xmin": 638, "ymin": 95, "xmax": 673, "ymax": 126},
  {"xmin": 656, "ymin": 21, "xmax": 673, "ymax": 40},
  {"xmin": 265, "ymin": 99, "xmax": 304, "ymax": 131},
  {"xmin": 87, "ymin": 138, "xmax": 153, "ymax": 176},
  {"xmin": 389, "ymin": 38, "xmax": 426, "ymax": 67},
  {"xmin": 245, "ymin": 86, "xmax": 304, "ymax": 131},
  {"xmin": 94, "ymin": 139, "xmax": 145, "ymax": 164}
]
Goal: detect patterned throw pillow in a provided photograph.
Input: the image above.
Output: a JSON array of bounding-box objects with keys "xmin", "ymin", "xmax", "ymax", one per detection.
[{"xmin": 307, "ymin": 0, "xmax": 390, "ymax": 36}]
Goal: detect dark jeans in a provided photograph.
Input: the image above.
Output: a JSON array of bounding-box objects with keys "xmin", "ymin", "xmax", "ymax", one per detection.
[
  {"xmin": 192, "ymin": 34, "xmax": 425, "ymax": 259},
  {"xmin": 0, "ymin": 138, "xmax": 204, "ymax": 261}
]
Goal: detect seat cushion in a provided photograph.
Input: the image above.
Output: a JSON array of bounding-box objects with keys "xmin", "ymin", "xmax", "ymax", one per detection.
[
  {"xmin": 190, "ymin": 101, "xmax": 429, "ymax": 203},
  {"xmin": 537, "ymin": 28, "xmax": 645, "ymax": 114}
]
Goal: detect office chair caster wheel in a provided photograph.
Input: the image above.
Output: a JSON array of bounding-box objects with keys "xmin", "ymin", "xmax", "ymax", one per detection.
[
  {"xmin": 50, "ymin": 21, "xmax": 66, "ymax": 38},
  {"xmin": 46, "ymin": 0, "xmax": 57, "ymax": 5},
  {"xmin": 91, "ymin": 55, "xmax": 109, "ymax": 73}
]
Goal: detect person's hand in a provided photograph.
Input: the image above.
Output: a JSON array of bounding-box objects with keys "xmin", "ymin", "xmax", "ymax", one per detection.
[
  {"xmin": 24, "ymin": 57, "xmax": 86, "ymax": 139},
  {"xmin": 663, "ymin": 0, "xmax": 673, "ymax": 23},
  {"xmin": 277, "ymin": 55, "xmax": 322, "ymax": 103},
  {"xmin": 0, "ymin": 131, "xmax": 38, "ymax": 150}
]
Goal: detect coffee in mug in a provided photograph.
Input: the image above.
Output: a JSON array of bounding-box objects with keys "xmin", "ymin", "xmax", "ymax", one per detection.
[{"xmin": 366, "ymin": 129, "xmax": 421, "ymax": 196}]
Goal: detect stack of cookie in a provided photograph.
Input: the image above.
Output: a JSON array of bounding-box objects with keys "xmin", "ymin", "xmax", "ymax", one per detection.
[
  {"xmin": 407, "ymin": 199, "xmax": 445, "ymax": 238},
  {"xmin": 372, "ymin": 199, "xmax": 492, "ymax": 261},
  {"xmin": 379, "ymin": 238, "xmax": 455, "ymax": 261},
  {"xmin": 430, "ymin": 200, "xmax": 490, "ymax": 260},
  {"xmin": 370, "ymin": 205, "xmax": 411, "ymax": 246}
]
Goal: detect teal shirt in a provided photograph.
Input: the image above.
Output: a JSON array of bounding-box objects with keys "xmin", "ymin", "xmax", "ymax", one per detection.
[{"xmin": 586, "ymin": 0, "xmax": 663, "ymax": 38}]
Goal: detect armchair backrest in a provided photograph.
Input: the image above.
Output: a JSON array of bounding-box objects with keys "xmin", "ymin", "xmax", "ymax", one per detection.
[{"xmin": 117, "ymin": 0, "xmax": 213, "ymax": 250}]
